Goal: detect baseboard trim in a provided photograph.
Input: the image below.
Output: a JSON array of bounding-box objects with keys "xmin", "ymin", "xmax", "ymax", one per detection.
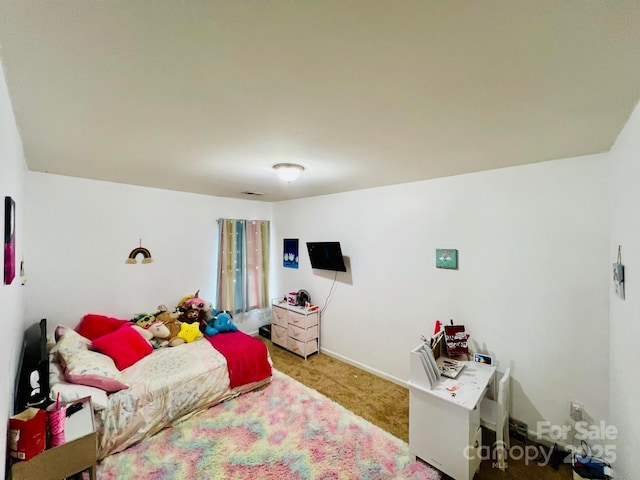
[
  {"xmin": 319, "ymin": 347, "xmax": 409, "ymax": 389},
  {"xmin": 253, "ymin": 332, "xmax": 408, "ymax": 389}
]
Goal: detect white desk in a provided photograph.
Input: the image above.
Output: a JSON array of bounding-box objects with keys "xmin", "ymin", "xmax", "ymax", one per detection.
[{"xmin": 408, "ymin": 346, "xmax": 496, "ymax": 480}]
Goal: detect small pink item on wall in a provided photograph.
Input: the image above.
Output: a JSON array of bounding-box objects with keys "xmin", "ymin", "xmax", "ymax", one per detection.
[{"xmin": 4, "ymin": 196, "xmax": 16, "ymax": 285}]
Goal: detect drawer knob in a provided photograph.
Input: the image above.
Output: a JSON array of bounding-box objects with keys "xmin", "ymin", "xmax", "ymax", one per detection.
[{"xmin": 474, "ymin": 441, "xmax": 479, "ymax": 448}]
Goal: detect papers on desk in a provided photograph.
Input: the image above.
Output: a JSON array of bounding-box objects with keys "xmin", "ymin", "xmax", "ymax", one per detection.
[
  {"xmin": 439, "ymin": 358, "xmax": 465, "ymax": 378},
  {"xmin": 432, "ymin": 359, "xmax": 494, "ymax": 409},
  {"xmin": 410, "ymin": 348, "xmax": 497, "ymax": 410}
]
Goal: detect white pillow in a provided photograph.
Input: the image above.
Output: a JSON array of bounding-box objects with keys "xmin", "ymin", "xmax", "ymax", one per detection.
[
  {"xmin": 49, "ymin": 359, "xmax": 65, "ymax": 386},
  {"xmin": 50, "ymin": 325, "xmax": 91, "ymax": 360},
  {"xmin": 50, "ymin": 381, "xmax": 108, "ymax": 411},
  {"xmin": 54, "ymin": 326, "xmax": 128, "ymax": 393}
]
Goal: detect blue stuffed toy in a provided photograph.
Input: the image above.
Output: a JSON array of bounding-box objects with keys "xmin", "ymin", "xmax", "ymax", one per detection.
[{"xmin": 205, "ymin": 312, "xmax": 238, "ymax": 336}]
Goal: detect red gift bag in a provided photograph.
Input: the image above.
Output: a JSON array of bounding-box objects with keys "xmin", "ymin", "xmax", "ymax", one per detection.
[{"xmin": 9, "ymin": 408, "xmax": 46, "ymax": 460}]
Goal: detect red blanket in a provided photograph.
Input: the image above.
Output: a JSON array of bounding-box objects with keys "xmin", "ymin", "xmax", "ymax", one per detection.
[{"xmin": 204, "ymin": 331, "xmax": 272, "ymax": 388}]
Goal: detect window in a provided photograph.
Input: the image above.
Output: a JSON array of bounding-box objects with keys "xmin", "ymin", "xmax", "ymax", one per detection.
[{"xmin": 216, "ymin": 219, "xmax": 269, "ymax": 314}]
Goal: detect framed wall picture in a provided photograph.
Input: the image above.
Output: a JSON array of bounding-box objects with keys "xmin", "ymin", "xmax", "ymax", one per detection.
[
  {"xmin": 4, "ymin": 196, "xmax": 16, "ymax": 285},
  {"xmin": 283, "ymin": 238, "xmax": 299, "ymax": 269},
  {"xmin": 436, "ymin": 248, "xmax": 458, "ymax": 269}
]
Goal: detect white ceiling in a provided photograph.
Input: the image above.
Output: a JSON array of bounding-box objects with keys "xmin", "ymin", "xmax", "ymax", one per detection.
[{"xmin": 1, "ymin": 1, "xmax": 639, "ymax": 202}]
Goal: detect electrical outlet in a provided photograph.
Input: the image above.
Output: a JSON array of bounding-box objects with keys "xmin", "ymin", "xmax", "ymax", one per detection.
[{"xmin": 570, "ymin": 401, "xmax": 583, "ymax": 421}]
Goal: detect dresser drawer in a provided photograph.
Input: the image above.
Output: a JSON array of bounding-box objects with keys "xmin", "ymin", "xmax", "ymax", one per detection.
[
  {"xmin": 272, "ymin": 306, "xmax": 288, "ymax": 327},
  {"xmin": 287, "ymin": 337, "xmax": 318, "ymax": 357},
  {"xmin": 288, "ymin": 323, "xmax": 318, "ymax": 342},
  {"xmin": 271, "ymin": 323, "xmax": 288, "ymax": 347},
  {"xmin": 288, "ymin": 311, "xmax": 318, "ymax": 328}
]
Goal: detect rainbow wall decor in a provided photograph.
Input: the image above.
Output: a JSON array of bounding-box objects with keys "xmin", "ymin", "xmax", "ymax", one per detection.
[
  {"xmin": 126, "ymin": 243, "xmax": 153, "ymax": 264},
  {"xmin": 435, "ymin": 248, "xmax": 458, "ymax": 269}
]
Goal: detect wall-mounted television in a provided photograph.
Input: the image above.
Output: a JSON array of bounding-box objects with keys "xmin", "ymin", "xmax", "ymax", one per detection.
[{"xmin": 306, "ymin": 242, "xmax": 347, "ymax": 272}]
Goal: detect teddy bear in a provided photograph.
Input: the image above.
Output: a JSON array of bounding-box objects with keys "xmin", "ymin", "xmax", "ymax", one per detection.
[
  {"xmin": 177, "ymin": 321, "xmax": 203, "ymax": 343},
  {"xmin": 155, "ymin": 305, "xmax": 186, "ymax": 347},
  {"xmin": 205, "ymin": 312, "xmax": 238, "ymax": 337},
  {"xmin": 180, "ymin": 307, "xmax": 208, "ymax": 332}
]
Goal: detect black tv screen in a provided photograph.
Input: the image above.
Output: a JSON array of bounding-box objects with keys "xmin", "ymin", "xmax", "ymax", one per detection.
[{"xmin": 306, "ymin": 242, "xmax": 347, "ymax": 272}]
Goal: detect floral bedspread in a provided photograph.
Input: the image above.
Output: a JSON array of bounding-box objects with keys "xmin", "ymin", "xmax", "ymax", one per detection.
[{"xmin": 95, "ymin": 339, "xmax": 268, "ymax": 459}]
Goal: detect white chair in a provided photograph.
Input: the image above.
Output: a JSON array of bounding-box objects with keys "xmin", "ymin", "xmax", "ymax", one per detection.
[{"xmin": 480, "ymin": 368, "xmax": 511, "ymax": 470}]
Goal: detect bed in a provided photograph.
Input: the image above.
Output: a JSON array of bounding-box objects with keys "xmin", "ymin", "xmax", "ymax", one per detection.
[{"xmin": 36, "ymin": 317, "xmax": 272, "ymax": 460}]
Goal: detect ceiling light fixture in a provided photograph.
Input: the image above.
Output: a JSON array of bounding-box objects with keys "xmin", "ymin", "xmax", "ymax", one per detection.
[{"xmin": 273, "ymin": 163, "xmax": 304, "ymax": 182}]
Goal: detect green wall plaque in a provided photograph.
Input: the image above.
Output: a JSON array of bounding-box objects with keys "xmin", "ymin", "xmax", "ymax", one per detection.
[{"xmin": 436, "ymin": 249, "xmax": 458, "ymax": 269}]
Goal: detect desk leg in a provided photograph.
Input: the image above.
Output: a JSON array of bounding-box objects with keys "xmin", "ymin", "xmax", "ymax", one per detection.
[{"xmin": 89, "ymin": 463, "xmax": 97, "ymax": 480}]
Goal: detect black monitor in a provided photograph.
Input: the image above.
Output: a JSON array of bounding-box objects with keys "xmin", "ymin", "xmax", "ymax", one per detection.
[{"xmin": 306, "ymin": 242, "xmax": 347, "ymax": 272}]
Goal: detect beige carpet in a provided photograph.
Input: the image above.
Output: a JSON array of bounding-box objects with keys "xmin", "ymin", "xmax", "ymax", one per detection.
[{"xmin": 259, "ymin": 338, "xmax": 409, "ymax": 442}]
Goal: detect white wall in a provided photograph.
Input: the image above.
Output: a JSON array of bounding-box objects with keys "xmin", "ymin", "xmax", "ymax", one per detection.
[
  {"xmin": 272, "ymin": 154, "xmax": 610, "ymax": 441},
  {"xmin": 0, "ymin": 60, "xmax": 28, "ymax": 476},
  {"xmin": 25, "ymin": 173, "xmax": 272, "ymax": 334},
  {"xmin": 608, "ymin": 100, "xmax": 640, "ymax": 478}
]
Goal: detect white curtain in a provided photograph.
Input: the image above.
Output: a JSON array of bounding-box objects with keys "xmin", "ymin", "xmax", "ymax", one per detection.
[{"xmin": 216, "ymin": 219, "xmax": 270, "ymax": 314}]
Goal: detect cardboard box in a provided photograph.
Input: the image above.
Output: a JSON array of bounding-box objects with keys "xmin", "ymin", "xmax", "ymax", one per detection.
[{"xmin": 9, "ymin": 408, "xmax": 46, "ymax": 460}]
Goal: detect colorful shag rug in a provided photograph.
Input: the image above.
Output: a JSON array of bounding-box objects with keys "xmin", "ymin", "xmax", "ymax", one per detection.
[{"xmin": 98, "ymin": 369, "xmax": 441, "ymax": 480}]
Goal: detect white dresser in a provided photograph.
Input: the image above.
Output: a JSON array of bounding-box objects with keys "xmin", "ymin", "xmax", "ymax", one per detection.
[{"xmin": 271, "ymin": 301, "xmax": 319, "ymax": 359}]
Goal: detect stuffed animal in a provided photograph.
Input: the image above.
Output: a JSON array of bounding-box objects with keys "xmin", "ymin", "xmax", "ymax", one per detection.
[
  {"xmin": 181, "ymin": 307, "xmax": 208, "ymax": 332},
  {"xmin": 131, "ymin": 312, "xmax": 157, "ymax": 329},
  {"xmin": 131, "ymin": 322, "xmax": 171, "ymax": 349},
  {"xmin": 177, "ymin": 321, "xmax": 203, "ymax": 343},
  {"xmin": 177, "ymin": 291, "xmax": 198, "ymax": 309},
  {"xmin": 178, "ymin": 289, "xmax": 214, "ymax": 332},
  {"xmin": 155, "ymin": 305, "xmax": 185, "ymax": 347},
  {"xmin": 205, "ymin": 312, "xmax": 238, "ymax": 337}
]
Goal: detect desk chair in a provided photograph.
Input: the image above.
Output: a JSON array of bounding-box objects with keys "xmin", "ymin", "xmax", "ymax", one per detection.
[{"xmin": 480, "ymin": 368, "xmax": 511, "ymax": 470}]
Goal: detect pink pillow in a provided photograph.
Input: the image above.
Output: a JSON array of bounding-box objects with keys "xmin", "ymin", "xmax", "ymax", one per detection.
[
  {"xmin": 75, "ymin": 314, "xmax": 129, "ymax": 340},
  {"xmin": 93, "ymin": 324, "xmax": 153, "ymax": 370}
]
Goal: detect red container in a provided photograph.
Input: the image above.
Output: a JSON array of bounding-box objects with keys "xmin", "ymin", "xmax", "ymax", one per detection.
[{"xmin": 8, "ymin": 408, "xmax": 46, "ymax": 460}]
